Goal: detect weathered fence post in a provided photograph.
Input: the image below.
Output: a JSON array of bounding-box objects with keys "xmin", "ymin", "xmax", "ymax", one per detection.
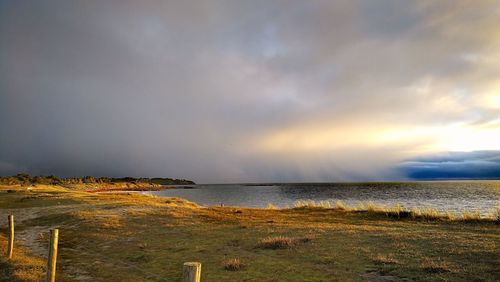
[
  {"xmin": 7, "ymin": 215, "xmax": 14, "ymax": 259},
  {"xmin": 46, "ymin": 229, "xmax": 59, "ymax": 282},
  {"xmin": 183, "ymin": 262, "xmax": 201, "ymax": 282}
]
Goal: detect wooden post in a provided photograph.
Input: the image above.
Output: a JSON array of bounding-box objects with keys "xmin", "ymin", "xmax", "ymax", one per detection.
[
  {"xmin": 46, "ymin": 229, "xmax": 59, "ymax": 282},
  {"xmin": 7, "ymin": 215, "xmax": 14, "ymax": 259},
  {"xmin": 182, "ymin": 262, "xmax": 201, "ymax": 282}
]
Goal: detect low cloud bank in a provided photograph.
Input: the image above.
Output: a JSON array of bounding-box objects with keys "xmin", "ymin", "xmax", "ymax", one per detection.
[{"xmin": 399, "ymin": 151, "xmax": 500, "ymax": 180}]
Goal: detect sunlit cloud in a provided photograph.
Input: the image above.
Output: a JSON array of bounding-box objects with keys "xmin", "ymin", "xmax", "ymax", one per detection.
[
  {"xmin": 255, "ymin": 123, "xmax": 500, "ymax": 156},
  {"xmin": 0, "ymin": 0, "xmax": 499, "ymax": 182},
  {"xmin": 433, "ymin": 125, "xmax": 500, "ymax": 152}
]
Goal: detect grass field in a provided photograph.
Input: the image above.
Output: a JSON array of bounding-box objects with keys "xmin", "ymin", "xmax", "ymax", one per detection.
[{"xmin": 0, "ymin": 185, "xmax": 498, "ymax": 281}]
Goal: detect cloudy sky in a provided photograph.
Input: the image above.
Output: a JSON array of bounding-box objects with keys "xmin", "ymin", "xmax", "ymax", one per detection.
[{"xmin": 1, "ymin": 0, "xmax": 499, "ymax": 183}]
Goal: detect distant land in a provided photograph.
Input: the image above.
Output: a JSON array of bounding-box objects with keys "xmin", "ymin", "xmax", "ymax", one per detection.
[{"xmin": 0, "ymin": 173, "xmax": 195, "ymax": 191}]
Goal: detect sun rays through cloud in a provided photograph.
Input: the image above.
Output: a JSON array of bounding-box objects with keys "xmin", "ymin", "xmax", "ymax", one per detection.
[{"xmin": 1, "ymin": 0, "xmax": 499, "ymax": 182}]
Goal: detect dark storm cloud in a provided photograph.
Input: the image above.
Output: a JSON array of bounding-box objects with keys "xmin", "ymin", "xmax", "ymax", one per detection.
[
  {"xmin": 1, "ymin": 1, "xmax": 499, "ymax": 182},
  {"xmin": 399, "ymin": 151, "xmax": 500, "ymax": 180}
]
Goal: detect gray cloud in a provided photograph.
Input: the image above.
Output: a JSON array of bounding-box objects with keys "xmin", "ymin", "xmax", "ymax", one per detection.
[
  {"xmin": 399, "ymin": 151, "xmax": 500, "ymax": 179},
  {"xmin": 1, "ymin": 1, "xmax": 499, "ymax": 182}
]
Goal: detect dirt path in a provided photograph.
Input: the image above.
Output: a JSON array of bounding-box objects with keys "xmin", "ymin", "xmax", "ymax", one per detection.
[{"xmin": 1, "ymin": 205, "xmax": 79, "ymax": 256}]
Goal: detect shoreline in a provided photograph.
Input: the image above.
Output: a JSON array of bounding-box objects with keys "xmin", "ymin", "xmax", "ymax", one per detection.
[{"xmin": 11, "ymin": 183, "xmax": 497, "ymax": 220}]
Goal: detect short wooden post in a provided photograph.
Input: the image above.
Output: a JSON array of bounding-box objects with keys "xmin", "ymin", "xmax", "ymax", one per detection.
[
  {"xmin": 182, "ymin": 262, "xmax": 201, "ymax": 282},
  {"xmin": 46, "ymin": 229, "xmax": 59, "ymax": 282},
  {"xmin": 7, "ymin": 215, "xmax": 14, "ymax": 259}
]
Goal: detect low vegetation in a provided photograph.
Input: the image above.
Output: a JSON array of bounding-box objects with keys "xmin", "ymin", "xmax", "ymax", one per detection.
[
  {"xmin": 371, "ymin": 254, "xmax": 401, "ymax": 265},
  {"xmin": 222, "ymin": 258, "xmax": 245, "ymax": 271},
  {"xmin": 258, "ymin": 235, "xmax": 313, "ymax": 250},
  {"xmin": 420, "ymin": 258, "xmax": 456, "ymax": 274},
  {"xmin": 258, "ymin": 236, "xmax": 297, "ymax": 249},
  {"xmin": 0, "ymin": 185, "xmax": 498, "ymax": 281},
  {"xmin": 0, "ymin": 173, "xmax": 195, "ymax": 187},
  {"xmin": 293, "ymin": 200, "xmax": 499, "ymax": 222},
  {"xmin": 0, "ymin": 235, "xmax": 47, "ymax": 282}
]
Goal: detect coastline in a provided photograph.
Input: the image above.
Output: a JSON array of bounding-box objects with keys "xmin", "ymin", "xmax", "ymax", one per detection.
[{"xmin": 0, "ymin": 184, "xmax": 498, "ymax": 281}]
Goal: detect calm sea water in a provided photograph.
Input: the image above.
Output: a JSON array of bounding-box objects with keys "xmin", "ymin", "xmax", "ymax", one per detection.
[{"xmin": 144, "ymin": 181, "xmax": 500, "ymax": 214}]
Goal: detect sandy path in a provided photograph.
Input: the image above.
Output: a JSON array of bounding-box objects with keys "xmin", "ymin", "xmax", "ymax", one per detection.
[{"xmin": 0, "ymin": 205, "xmax": 79, "ymax": 256}]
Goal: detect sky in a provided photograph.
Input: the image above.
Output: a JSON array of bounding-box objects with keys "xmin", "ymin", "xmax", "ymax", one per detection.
[{"xmin": 1, "ymin": 0, "xmax": 500, "ymax": 183}]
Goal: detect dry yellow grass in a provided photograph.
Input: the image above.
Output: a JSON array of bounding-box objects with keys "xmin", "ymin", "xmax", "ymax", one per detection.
[
  {"xmin": 410, "ymin": 207, "xmax": 449, "ymax": 220},
  {"xmin": 421, "ymin": 258, "xmax": 456, "ymax": 273},
  {"xmin": 0, "ymin": 185, "xmax": 498, "ymax": 281},
  {"xmin": 335, "ymin": 200, "xmax": 350, "ymax": 211},
  {"xmin": 365, "ymin": 201, "xmax": 378, "ymax": 212},
  {"xmin": 371, "ymin": 254, "xmax": 401, "ymax": 265},
  {"xmin": 222, "ymin": 258, "xmax": 245, "ymax": 271},
  {"xmin": 294, "ymin": 200, "xmax": 330, "ymax": 208},
  {"xmin": 266, "ymin": 203, "xmax": 278, "ymax": 209},
  {"xmin": 461, "ymin": 209, "xmax": 482, "ymax": 221},
  {"xmin": 0, "ymin": 235, "xmax": 46, "ymax": 282},
  {"xmin": 258, "ymin": 236, "xmax": 297, "ymax": 249},
  {"xmin": 289, "ymin": 200, "xmax": 497, "ymax": 222},
  {"xmin": 257, "ymin": 235, "xmax": 313, "ymax": 250}
]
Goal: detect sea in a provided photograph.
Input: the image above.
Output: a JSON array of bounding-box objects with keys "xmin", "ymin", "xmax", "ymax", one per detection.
[{"xmin": 143, "ymin": 181, "xmax": 500, "ymax": 215}]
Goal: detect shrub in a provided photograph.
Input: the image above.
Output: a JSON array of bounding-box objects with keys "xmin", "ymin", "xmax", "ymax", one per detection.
[
  {"xmin": 83, "ymin": 176, "xmax": 96, "ymax": 183},
  {"xmin": 258, "ymin": 236, "xmax": 296, "ymax": 249},
  {"xmin": 421, "ymin": 258, "xmax": 455, "ymax": 273},
  {"xmin": 372, "ymin": 254, "xmax": 400, "ymax": 265},
  {"xmin": 266, "ymin": 203, "xmax": 278, "ymax": 209},
  {"xmin": 335, "ymin": 200, "xmax": 349, "ymax": 211},
  {"xmin": 223, "ymin": 258, "xmax": 245, "ymax": 271},
  {"xmin": 294, "ymin": 200, "xmax": 334, "ymax": 209},
  {"xmin": 461, "ymin": 210, "xmax": 482, "ymax": 222},
  {"xmin": 365, "ymin": 201, "xmax": 377, "ymax": 212},
  {"xmin": 257, "ymin": 235, "xmax": 312, "ymax": 249},
  {"xmin": 289, "ymin": 200, "xmax": 494, "ymax": 222}
]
